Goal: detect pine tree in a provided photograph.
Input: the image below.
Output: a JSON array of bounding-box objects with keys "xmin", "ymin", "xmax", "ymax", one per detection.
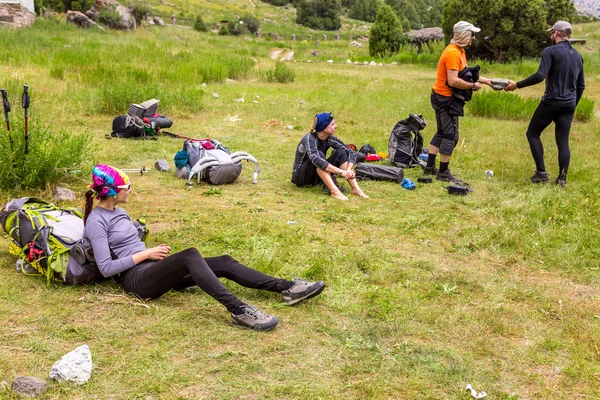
[{"xmin": 369, "ymin": 4, "xmax": 407, "ymax": 56}]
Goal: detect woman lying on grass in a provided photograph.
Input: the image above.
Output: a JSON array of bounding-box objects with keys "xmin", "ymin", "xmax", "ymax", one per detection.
[{"xmin": 78, "ymin": 164, "xmax": 326, "ymax": 331}]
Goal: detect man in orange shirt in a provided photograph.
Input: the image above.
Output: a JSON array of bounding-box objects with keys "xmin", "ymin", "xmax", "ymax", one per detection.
[{"xmin": 423, "ymin": 21, "xmax": 493, "ymax": 182}]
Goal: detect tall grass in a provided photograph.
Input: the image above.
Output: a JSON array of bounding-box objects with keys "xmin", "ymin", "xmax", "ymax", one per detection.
[{"xmin": 469, "ymin": 91, "xmax": 595, "ymax": 122}]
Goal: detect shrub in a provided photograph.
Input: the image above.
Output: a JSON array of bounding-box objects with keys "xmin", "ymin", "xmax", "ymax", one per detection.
[
  {"xmin": 369, "ymin": 4, "xmax": 407, "ymax": 57},
  {"xmin": 98, "ymin": 4, "xmax": 123, "ymax": 29},
  {"xmin": 218, "ymin": 25, "xmax": 229, "ymax": 35},
  {"xmin": 194, "ymin": 15, "xmax": 207, "ymax": 32},
  {"xmin": 129, "ymin": 1, "xmax": 152, "ymax": 25},
  {"xmin": 0, "ymin": 118, "xmax": 93, "ymax": 190},
  {"xmin": 242, "ymin": 14, "xmax": 260, "ymax": 34},
  {"xmin": 265, "ymin": 62, "xmax": 296, "ymax": 83},
  {"xmin": 227, "ymin": 20, "xmax": 244, "ymax": 36}
]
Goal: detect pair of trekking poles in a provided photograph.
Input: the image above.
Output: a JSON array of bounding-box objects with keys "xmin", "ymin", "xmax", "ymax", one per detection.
[{"xmin": 2, "ymin": 85, "xmax": 31, "ymax": 156}]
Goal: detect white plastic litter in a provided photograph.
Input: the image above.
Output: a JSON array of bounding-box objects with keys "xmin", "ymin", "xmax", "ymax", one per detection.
[
  {"xmin": 49, "ymin": 345, "xmax": 92, "ymax": 385},
  {"xmin": 224, "ymin": 114, "xmax": 241, "ymax": 122},
  {"xmin": 465, "ymin": 384, "xmax": 487, "ymax": 399}
]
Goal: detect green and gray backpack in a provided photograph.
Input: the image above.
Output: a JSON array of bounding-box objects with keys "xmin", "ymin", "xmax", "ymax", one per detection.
[{"xmin": 0, "ymin": 197, "xmax": 84, "ymax": 287}]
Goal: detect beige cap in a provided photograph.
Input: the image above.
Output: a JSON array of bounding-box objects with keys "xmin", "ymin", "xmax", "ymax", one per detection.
[
  {"xmin": 453, "ymin": 21, "xmax": 481, "ymax": 33},
  {"xmin": 547, "ymin": 20, "xmax": 572, "ymax": 31}
]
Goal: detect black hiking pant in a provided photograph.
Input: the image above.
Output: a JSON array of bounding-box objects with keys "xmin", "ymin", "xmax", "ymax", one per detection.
[
  {"xmin": 430, "ymin": 91, "xmax": 460, "ymax": 156},
  {"xmin": 118, "ymin": 249, "xmax": 293, "ymax": 313},
  {"xmin": 526, "ymin": 101, "xmax": 575, "ymax": 175},
  {"xmin": 292, "ymin": 148, "xmax": 349, "ymax": 186}
]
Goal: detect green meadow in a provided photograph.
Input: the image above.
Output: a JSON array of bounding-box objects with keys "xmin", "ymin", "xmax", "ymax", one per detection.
[{"xmin": 0, "ymin": 13, "xmax": 599, "ymax": 399}]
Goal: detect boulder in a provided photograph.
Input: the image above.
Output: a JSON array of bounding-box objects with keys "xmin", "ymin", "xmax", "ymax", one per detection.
[
  {"xmin": 87, "ymin": 0, "xmax": 136, "ymax": 30},
  {"xmin": 49, "ymin": 345, "xmax": 92, "ymax": 385},
  {"xmin": 11, "ymin": 377, "xmax": 48, "ymax": 398},
  {"xmin": 153, "ymin": 16, "xmax": 165, "ymax": 26},
  {"xmin": 53, "ymin": 186, "xmax": 77, "ymax": 201},
  {"xmin": 351, "ymin": 41, "xmax": 363, "ymax": 48},
  {"xmin": 154, "ymin": 160, "xmax": 170, "ymax": 172},
  {"xmin": 66, "ymin": 10, "xmax": 104, "ymax": 30},
  {"xmin": 311, "ymin": 50, "xmax": 319, "ymax": 56}
]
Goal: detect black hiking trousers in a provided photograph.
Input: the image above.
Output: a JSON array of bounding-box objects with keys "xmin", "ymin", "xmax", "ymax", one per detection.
[
  {"xmin": 526, "ymin": 101, "xmax": 575, "ymax": 175},
  {"xmin": 292, "ymin": 147, "xmax": 349, "ymax": 186},
  {"xmin": 118, "ymin": 249, "xmax": 293, "ymax": 313}
]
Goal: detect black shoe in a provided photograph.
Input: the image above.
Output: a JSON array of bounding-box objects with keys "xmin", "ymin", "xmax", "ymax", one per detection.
[
  {"xmin": 554, "ymin": 172, "xmax": 566, "ymax": 187},
  {"xmin": 530, "ymin": 171, "xmax": 549, "ymax": 184},
  {"xmin": 423, "ymin": 165, "xmax": 438, "ymax": 176},
  {"xmin": 436, "ymin": 169, "xmax": 460, "ymax": 183}
]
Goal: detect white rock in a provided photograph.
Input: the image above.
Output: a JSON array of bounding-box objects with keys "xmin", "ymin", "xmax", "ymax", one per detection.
[
  {"xmin": 213, "ymin": 93, "xmax": 219, "ymax": 98},
  {"xmin": 233, "ymin": 98, "xmax": 244, "ymax": 103},
  {"xmin": 307, "ymin": 60, "xmax": 312, "ymax": 63},
  {"xmin": 369, "ymin": 61, "xmax": 376, "ymax": 66},
  {"xmin": 377, "ymin": 63, "xmax": 383, "ymax": 66},
  {"xmin": 363, "ymin": 61, "xmax": 369, "ymax": 65},
  {"xmin": 253, "ymin": 100, "xmax": 258, "ymax": 104},
  {"xmin": 49, "ymin": 345, "xmax": 92, "ymax": 385},
  {"xmin": 327, "ymin": 60, "xmax": 333, "ymax": 63},
  {"xmin": 201, "ymin": 83, "xmax": 207, "ymax": 87},
  {"xmin": 346, "ymin": 59, "xmax": 352, "ymax": 64},
  {"xmin": 391, "ymin": 61, "xmax": 398, "ymax": 65},
  {"xmin": 353, "ymin": 61, "xmax": 359, "ymax": 65},
  {"xmin": 286, "ymin": 126, "xmax": 294, "ymax": 130}
]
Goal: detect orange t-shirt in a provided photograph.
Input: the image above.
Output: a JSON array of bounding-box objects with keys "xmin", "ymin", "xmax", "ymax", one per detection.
[{"xmin": 432, "ymin": 44, "xmax": 467, "ymax": 97}]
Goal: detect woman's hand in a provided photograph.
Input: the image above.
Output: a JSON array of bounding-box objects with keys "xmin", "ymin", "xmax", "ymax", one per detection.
[
  {"xmin": 145, "ymin": 244, "xmax": 171, "ymax": 261},
  {"xmin": 341, "ymin": 170, "xmax": 355, "ymax": 180}
]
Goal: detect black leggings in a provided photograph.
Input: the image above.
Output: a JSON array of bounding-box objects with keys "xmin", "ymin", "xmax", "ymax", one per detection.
[
  {"xmin": 526, "ymin": 102, "xmax": 575, "ymax": 174},
  {"xmin": 292, "ymin": 147, "xmax": 349, "ymax": 186},
  {"xmin": 118, "ymin": 248, "xmax": 293, "ymax": 313}
]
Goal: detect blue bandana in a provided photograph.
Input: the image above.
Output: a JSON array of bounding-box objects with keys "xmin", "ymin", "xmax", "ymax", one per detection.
[{"xmin": 312, "ymin": 112, "xmax": 334, "ymax": 133}]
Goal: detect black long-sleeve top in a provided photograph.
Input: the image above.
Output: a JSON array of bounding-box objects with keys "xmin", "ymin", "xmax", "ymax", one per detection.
[
  {"xmin": 517, "ymin": 40, "xmax": 585, "ymax": 108},
  {"xmin": 292, "ymin": 132, "xmax": 357, "ymax": 173}
]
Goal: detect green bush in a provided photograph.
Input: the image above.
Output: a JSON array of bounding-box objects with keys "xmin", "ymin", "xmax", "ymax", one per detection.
[
  {"xmin": 218, "ymin": 25, "xmax": 229, "ymax": 35},
  {"xmin": 369, "ymin": 4, "xmax": 407, "ymax": 57},
  {"xmin": 265, "ymin": 62, "xmax": 296, "ymax": 83},
  {"xmin": 129, "ymin": 1, "xmax": 152, "ymax": 25},
  {"xmin": 469, "ymin": 91, "xmax": 595, "ymax": 122},
  {"xmin": 227, "ymin": 20, "xmax": 244, "ymax": 36},
  {"xmin": 194, "ymin": 15, "xmax": 207, "ymax": 32},
  {"xmin": 98, "ymin": 4, "xmax": 123, "ymax": 29},
  {"xmin": 0, "ymin": 118, "xmax": 93, "ymax": 190},
  {"xmin": 241, "ymin": 14, "xmax": 260, "ymax": 34}
]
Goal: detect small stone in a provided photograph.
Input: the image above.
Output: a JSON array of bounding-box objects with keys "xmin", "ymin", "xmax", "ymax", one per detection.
[
  {"xmin": 213, "ymin": 93, "xmax": 219, "ymax": 98},
  {"xmin": 307, "ymin": 60, "xmax": 311, "ymax": 63},
  {"xmin": 311, "ymin": 50, "xmax": 319, "ymax": 56},
  {"xmin": 53, "ymin": 187, "xmax": 76, "ymax": 201},
  {"xmin": 270, "ymin": 102, "xmax": 276, "ymax": 105},
  {"xmin": 233, "ymin": 98, "xmax": 244, "ymax": 103},
  {"xmin": 49, "ymin": 344, "xmax": 92, "ymax": 385},
  {"xmin": 286, "ymin": 126, "xmax": 294, "ymax": 130},
  {"xmin": 299, "ymin": 101, "xmax": 305, "ymax": 104},
  {"xmin": 346, "ymin": 59, "xmax": 352, "ymax": 64},
  {"xmin": 369, "ymin": 61, "xmax": 376, "ymax": 66},
  {"xmin": 201, "ymin": 83, "xmax": 207, "ymax": 87},
  {"xmin": 377, "ymin": 63, "xmax": 383, "ymax": 66},
  {"xmin": 327, "ymin": 60, "xmax": 333, "ymax": 63},
  {"xmin": 154, "ymin": 160, "xmax": 169, "ymax": 172},
  {"xmin": 391, "ymin": 62, "xmax": 398, "ymax": 65},
  {"xmin": 253, "ymin": 100, "xmax": 258, "ymax": 104},
  {"xmin": 153, "ymin": 16, "xmax": 165, "ymax": 26},
  {"xmin": 363, "ymin": 61, "xmax": 368, "ymax": 65},
  {"xmin": 353, "ymin": 61, "xmax": 359, "ymax": 65},
  {"xmin": 12, "ymin": 376, "xmax": 48, "ymax": 398}
]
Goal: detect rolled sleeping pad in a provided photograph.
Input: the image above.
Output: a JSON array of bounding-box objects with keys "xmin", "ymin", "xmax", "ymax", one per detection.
[{"xmin": 148, "ymin": 117, "xmax": 173, "ymax": 129}]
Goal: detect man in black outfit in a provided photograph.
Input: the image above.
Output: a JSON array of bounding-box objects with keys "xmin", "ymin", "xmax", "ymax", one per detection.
[{"xmin": 505, "ymin": 21, "xmax": 585, "ymax": 186}]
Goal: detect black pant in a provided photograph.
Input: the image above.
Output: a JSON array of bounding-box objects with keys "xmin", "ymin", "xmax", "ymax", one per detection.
[
  {"xmin": 430, "ymin": 91, "xmax": 459, "ymax": 155},
  {"xmin": 119, "ymin": 248, "xmax": 292, "ymax": 313},
  {"xmin": 526, "ymin": 101, "xmax": 575, "ymax": 174},
  {"xmin": 292, "ymin": 147, "xmax": 349, "ymax": 186}
]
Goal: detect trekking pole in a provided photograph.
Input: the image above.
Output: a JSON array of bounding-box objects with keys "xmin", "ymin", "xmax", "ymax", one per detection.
[
  {"xmin": 120, "ymin": 167, "xmax": 149, "ymax": 175},
  {"xmin": 2, "ymin": 88, "xmax": 18, "ymax": 187},
  {"xmin": 22, "ymin": 85, "xmax": 30, "ymax": 154}
]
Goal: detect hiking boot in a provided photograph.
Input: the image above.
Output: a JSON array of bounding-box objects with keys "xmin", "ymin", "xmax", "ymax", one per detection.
[
  {"xmin": 436, "ymin": 169, "xmax": 460, "ymax": 183},
  {"xmin": 281, "ymin": 278, "xmax": 326, "ymax": 306},
  {"xmin": 423, "ymin": 165, "xmax": 438, "ymax": 175},
  {"xmin": 530, "ymin": 171, "xmax": 549, "ymax": 184},
  {"xmin": 555, "ymin": 172, "xmax": 567, "ymax": 187},
  {"xmin": 231, "ymin": 305, "xmax": 279, "ymax": 331}
]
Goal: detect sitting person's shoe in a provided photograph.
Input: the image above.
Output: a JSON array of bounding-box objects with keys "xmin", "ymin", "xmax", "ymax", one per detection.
[
  {"xmin": 436, "ymin": 169, "xmax": 460, "ymax": 182},
  {"xmin": 231, "ymin": 305, "xmax": 279, "ymax": 331},
  {"xmin": 423, "ymin": 165, "xmax": 438, "ymax": 175},
  {"xmin": 282, "ymin": 278, "xmax": 326, "ymax": 305},
  {"xmin": 555, "ymin": 172, "xmax": 567, "ymax": 187},
  {"xmin": 530, "ymin": 171, "xmax": 549, "ymax": 184}
]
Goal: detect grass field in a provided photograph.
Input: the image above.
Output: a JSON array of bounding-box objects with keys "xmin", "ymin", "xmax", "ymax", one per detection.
[{"xmin": 0, "ymin": 14, "xmax": 599, "ymax": 400}]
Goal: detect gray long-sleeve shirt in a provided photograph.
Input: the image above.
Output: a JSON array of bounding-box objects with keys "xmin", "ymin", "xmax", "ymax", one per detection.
[
  {"xmin": 83, "ymin": 207, "xmax": 146, "ymax": 277},
  {"xmin": 517, "ymin": 40, "xmax": 585, "ymax": 108},
  {"xmin": 292, "ymin": 132, "xmax": 357, "ymax": 174}
]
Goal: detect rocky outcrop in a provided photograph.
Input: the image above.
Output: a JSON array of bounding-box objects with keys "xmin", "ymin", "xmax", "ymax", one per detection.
[
  {"xmin": 87, "ymin": 0, "xmax": 136, "ymax": 30},
  {"xmin": 0, "ymin": 2, "xmax": 35, "ymax": 28},
  {"xmin": 66, "ymin": 10, "xmax": 104, "ymax": 30}
]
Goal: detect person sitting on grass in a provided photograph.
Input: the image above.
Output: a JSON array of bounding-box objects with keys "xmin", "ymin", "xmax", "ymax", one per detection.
[
  {"xmin": 77, "ymin": 164, "xmax": 326, "ymax": 332},
  {"xmin": 291, "ymin": 112, "xmax": 369, "ymax": 201}
]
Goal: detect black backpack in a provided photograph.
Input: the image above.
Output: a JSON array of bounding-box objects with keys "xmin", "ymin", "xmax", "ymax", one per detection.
[
  {"xmin": 388, "ymin": 113, "xmax": 427, "ymax": 168},
  {"xmin": 111, "ymin": 115, "xmax": 147, "ymax": 139}
]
